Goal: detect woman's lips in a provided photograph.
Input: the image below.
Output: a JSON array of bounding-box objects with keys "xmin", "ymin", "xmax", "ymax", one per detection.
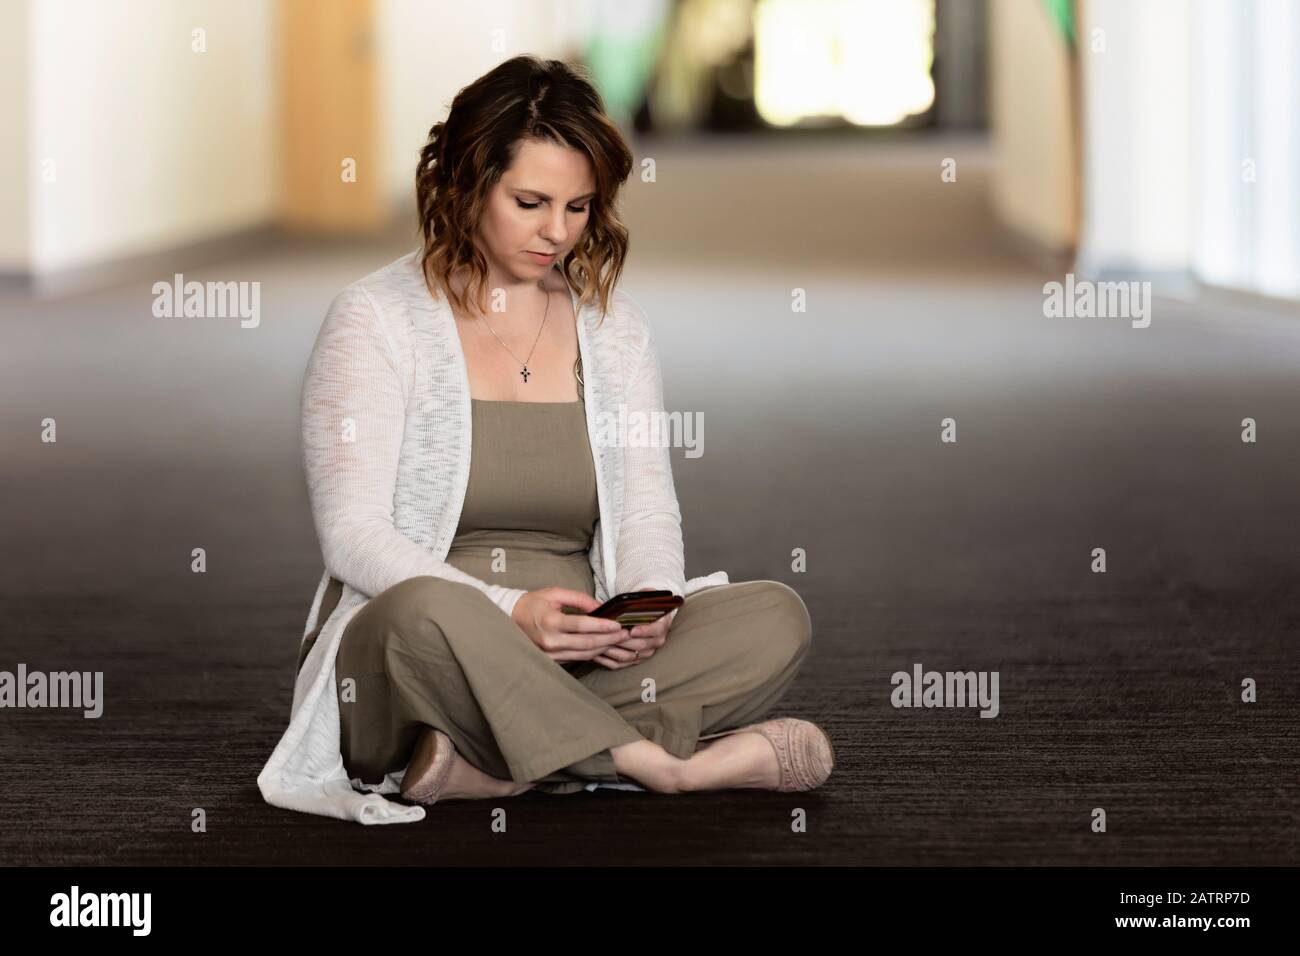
[{"xmin": 526, "ymin": 251, "xmax": 556, "ymax": 263}]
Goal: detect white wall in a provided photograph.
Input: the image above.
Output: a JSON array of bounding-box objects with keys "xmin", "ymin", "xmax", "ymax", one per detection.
[
  {"xmin": 1190, "ymin": 0, "xmax": 1300, "ymax": 299},
  {"xmin": 27, "ymin": 0, "xmax": 277, "ymax": 275},
  {"xmin": 1076, "ymin": 0, "xmax": 1193, "ymax": 276},
  {"xmin": 0, "ymin": 0, "xmax": 31, "ymax": 269},
  {"xmin": 376, "ymin": 0, "xmax": 592, "ymax": 210},
  {"xmin": 10, "ymin": 0, "xmax": 588, "ymax": 275}
]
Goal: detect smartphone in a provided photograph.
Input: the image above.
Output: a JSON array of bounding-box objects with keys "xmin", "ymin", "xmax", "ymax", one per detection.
[{"xmin": 562, "ymin": 590, "xmax": 683, "ymax": 627}]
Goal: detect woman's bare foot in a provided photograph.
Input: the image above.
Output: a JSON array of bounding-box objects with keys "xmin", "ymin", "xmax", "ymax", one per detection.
[
  {"xmin": 439, "ymin": 749, "xmax": 533, "ymax": 800},
  {"xmin": 680, "ymin": 732, "xmax": 781, "ymax": 791},
  {"xmin": 609, "ymin": 734, "xmax": 781, "ymax": 793}
]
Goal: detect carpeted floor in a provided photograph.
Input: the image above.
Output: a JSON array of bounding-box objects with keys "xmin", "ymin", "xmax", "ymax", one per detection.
[{"xmin": 2, "ymin": 137, "xmax": 1297, "ymax": 865}]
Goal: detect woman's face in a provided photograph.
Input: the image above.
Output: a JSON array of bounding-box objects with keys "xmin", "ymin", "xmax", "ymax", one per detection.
[{"xmin": 474, "ymin": 137, "xmax": 596, "ymax": 284}]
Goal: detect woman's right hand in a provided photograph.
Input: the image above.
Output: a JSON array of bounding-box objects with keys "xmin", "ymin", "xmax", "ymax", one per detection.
[{"xmin": 511, "ymin": 588, "xmax": 627, "ymax": 662}]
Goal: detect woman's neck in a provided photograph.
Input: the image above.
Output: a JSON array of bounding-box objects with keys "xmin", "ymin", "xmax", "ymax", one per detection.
[{"xmin": 448, "ymin": 264, "xmax": 563, "ymax": 325}]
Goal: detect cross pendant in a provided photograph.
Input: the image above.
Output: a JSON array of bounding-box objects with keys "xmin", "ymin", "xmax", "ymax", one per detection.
[{"xmin": 520, "ymin": 366, "xmax": 530, "ymax": 383}]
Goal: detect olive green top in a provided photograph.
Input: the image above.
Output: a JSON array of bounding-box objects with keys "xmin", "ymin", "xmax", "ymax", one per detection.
[{"xmin": 444, "ymin": 398, "xmax": 600, "ymax": 598}]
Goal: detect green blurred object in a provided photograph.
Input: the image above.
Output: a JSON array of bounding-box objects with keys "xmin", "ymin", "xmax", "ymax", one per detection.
[
  {"xmin": 1041, "ymin": 0, "xmax": 1075, "ymax": 47},
  {"xmin": 586, "ymin": 20, "xmax": 669, "ymax": 127}
]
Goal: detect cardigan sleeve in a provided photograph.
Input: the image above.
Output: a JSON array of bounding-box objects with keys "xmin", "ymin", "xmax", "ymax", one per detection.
[
  {"xmin": 612, "ymin": 295, "xmax": 688, "ymax": 600},
  {"xmin": 301, "ymin": 285, "xmax": 529, "ymax": 618}
]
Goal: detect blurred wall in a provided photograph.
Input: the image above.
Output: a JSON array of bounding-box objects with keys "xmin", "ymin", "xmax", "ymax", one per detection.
[
  {"xmin": 4, "ymin": 0, "xmax": 588, "ymax": 276},
  {"xmin": 0, "ymin": 0, "xmax": 30, "ymax": 270},
  {"xmin": 1078, "ymin": 0, "xmax": 1192, "ymax": 276},
  {"xmin": 25, "ymin": 0, "xmax": 277, "ymax": 275},
  {"xmin": 935, "ymin": 0, "xmax": 987, "ymax": 128},
  {"xmin": 376, "ymin": 0, "xmax": 585, "ymax": 212},
  {"xmin": 988, "ymin": 0, "xmax": 1077, "ymax": 254}
]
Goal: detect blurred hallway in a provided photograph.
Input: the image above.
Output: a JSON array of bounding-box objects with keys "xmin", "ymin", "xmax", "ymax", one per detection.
[{"xmin": 3, "ymin": 135, "xmax": 1297, "ymax": 864}]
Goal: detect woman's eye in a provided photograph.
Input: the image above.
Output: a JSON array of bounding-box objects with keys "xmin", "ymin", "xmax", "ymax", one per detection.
[{"xmin": 516, "ymin": 198, "xmax": 589, "ymax": 213}]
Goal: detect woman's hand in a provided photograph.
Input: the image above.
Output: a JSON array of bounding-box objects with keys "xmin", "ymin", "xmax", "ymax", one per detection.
[
  {"xmin": 511, "ymin": 588, "xmax": 628, "ymax": 663},
  {"xmin": 592, "ymin": 588, "xmax": 679, "ymax": 670}
]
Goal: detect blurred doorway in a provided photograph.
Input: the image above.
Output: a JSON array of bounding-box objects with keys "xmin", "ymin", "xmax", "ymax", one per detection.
[{"xmin": 278, "ymin": 0, "xmax": 385, "ymax": 232}]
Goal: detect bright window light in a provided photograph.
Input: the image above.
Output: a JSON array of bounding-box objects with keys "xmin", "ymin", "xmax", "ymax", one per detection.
[{"xmin": 754, "ymin": 0, "xmax": 935, "ymax": 127}]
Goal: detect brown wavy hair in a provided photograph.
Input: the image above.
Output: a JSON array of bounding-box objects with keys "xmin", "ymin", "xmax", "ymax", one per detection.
[{"xmin": 415, "ymin": 55, "xmax": 635, "ymax": 324}]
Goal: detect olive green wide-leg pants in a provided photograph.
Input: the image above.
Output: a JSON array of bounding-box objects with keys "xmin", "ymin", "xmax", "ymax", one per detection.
[{"xmin": 315, "ymin": 575, "xmax": 812, "ymax": 794}]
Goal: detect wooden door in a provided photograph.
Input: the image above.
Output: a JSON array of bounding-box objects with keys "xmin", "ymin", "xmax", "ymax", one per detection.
[{"xmin": 278, "ymin": 0, "xmax": 384, "ymax": 231}]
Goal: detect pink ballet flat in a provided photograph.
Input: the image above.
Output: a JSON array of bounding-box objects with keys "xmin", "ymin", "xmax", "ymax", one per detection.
[
  {"xmin": 724, "ymin": 718, "xmax": 836, "ymax": 792},
  {"xmin": 400, "ymin": 727, "xmax": 456, "ymax": 804}
]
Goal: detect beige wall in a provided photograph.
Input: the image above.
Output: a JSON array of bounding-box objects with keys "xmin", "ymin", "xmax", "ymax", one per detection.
[
  {"xmin": 26, "ymin": 0, "xmax": 277, "ymax": 275},
  {"xmin": 987, "ymin": 0, "xmax": 1078, "ymax": 254},
  {"xmin": 6, "ymin": 0, "xmax": 583, "ymax": 276},
  {"xmin": 0, "ymin": 0, "xmax": 31, "ymax": 269}
]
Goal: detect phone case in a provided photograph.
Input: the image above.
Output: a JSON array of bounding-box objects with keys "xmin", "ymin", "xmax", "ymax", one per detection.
[{"xmin": 560, "ymin": 591, "xmax": 682, "ymax": 625}]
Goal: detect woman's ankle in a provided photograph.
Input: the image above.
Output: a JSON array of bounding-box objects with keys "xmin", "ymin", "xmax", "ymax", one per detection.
[{"xmin": 611, "ymin": 739, "xmax": 689, "ymax": 793}]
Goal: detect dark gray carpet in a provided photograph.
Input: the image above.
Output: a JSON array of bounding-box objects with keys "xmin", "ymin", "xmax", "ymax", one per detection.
[{"xmin": 3, "ymin": 140, "xmax": 1297, "ymax": 865}]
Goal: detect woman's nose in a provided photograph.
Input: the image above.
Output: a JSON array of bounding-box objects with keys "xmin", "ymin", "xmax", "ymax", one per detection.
[{"xmin": 540, "ymin": 210, "xmax": 568, "ymax": 247}]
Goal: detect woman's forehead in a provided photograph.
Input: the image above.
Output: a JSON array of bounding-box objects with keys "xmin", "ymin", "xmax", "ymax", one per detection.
[{"xmin": 504, "ymin": 139, "xmax": 594, "ymax": 191}]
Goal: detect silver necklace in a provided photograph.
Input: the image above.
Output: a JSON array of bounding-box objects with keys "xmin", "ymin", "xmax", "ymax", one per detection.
[{"xmin": 477, "ymin": 283, "xmax": 550, "ymax": 383}]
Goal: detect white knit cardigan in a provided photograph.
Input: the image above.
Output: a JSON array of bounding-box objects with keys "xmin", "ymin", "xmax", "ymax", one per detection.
[{"xmin": 257, "ymin": 249, "xmax": 729, "ymax": 825}]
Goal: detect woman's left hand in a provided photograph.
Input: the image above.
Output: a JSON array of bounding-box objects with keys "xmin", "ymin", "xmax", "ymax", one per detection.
[{"xmin": 592, "ymin": 588, "xmax": 678, "ymax": 670}]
